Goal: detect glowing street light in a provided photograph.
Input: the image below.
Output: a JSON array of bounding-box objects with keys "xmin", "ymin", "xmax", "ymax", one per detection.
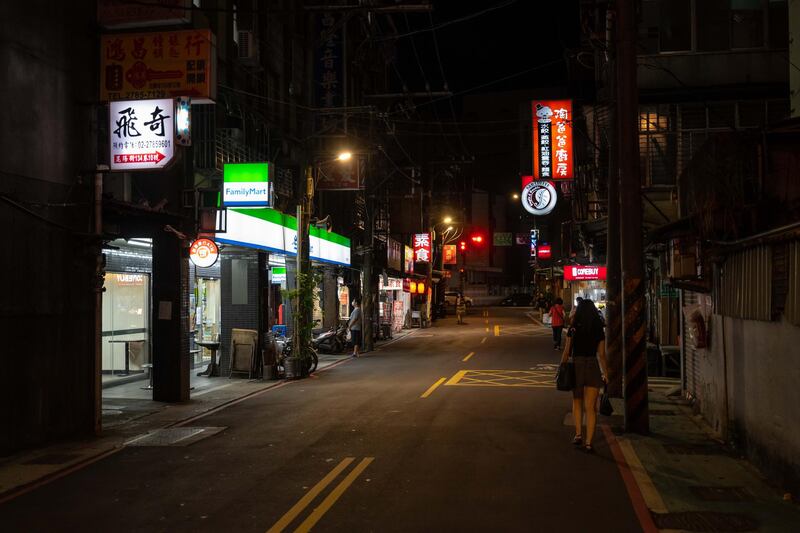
[
  {"xmin": 443, "ymin": 216, "xmax": 453, "ymax": 224},
  {"xmin": 512, "ymin": 193, "xmax": 520, "ymax": 200},
  {"xmin": 337, "ymin": 151, "xmax": 352, "ymax": 162}
]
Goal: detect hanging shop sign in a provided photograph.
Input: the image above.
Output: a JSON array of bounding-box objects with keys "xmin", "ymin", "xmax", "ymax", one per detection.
[
  {"xmin": 109, "ymin": 98, "xmax": 175, "ymax": 170},
  {"xmin": 404, "ymin": 246, "xmax": 414, "ymax": 273},
  {"xmin": 379, "ymin": 277, "xmax": 403, "ymax": 291},
  {"xmin": 403, "ymin": 278, "xmax": 411, "ymax": 292},
  {"xmin": 493, "ymin": 232, "xmax": 512, "ymax": 247},
  {"xmin": 315, "ymin": 13, "xmax": 344, "ymax": 132},
  {"xmin": 530, "ymin": 229, "xmax": 539, "ymax": 258},
  {"xmin": 217, "ymin": 208, "xmax": 351, "ymax": 266},
  {"xmin": 443, "ymin": 244, "xmax": 458, "ymax": 265},
  {"xmin": 538, "ymin": 244, "xmax": 552, "ymax": 259},
  {"xmin": 100, "ymin": 29, "xmax": 216, "ymax": 102},
  {"xmin": 175, "ymin": 96, "xmax": 191, "ymax": 146},
  {"xmin": 521, "ymin": 180, "xmax": 558, "ymax": 216},
  {"xmin": 413, "ymin": 233, "xmax": 431, "ymax": 262},
  {"xmin": 189, "ymin": 238, "xmax": 219, "ymax": 268},
  {"xmin": 515, "ymin": 233, "xmax": 529, "ymax": 245},
  {"xmin": 223, "ymin": 162, "xmax": 272, "ymax": 208},
  {"xmin": 532, "ymin": 99, "xmax": 573, "ymax": 180},
  {"xmin": 387, "ymin": 238, "xmax": 402, "ymax": 271},
  {"xmin": 564, "ymin": 265, "xmax": 607, "ymax": 281}
]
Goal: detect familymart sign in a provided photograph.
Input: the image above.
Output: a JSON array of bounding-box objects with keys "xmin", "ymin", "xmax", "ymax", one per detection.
[
  {"xmin": 223, "ymin": 162, "xmax": 272, "ymax": 207},
  {"xmin": 217, "ymin": 207, "xmax": 351, "ymax": 266}
]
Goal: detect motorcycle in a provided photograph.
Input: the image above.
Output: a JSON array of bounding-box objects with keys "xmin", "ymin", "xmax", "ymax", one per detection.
[
  {"xmin": 275, "ymin": 335, "xmax": 319, "ymax": 374},
  {"xmin": 312, "ymin": 325, "xmax": 347, "ymax": 354}
]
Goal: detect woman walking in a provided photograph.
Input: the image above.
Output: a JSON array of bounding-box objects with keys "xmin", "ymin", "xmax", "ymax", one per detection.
[
  {"xmin": 549, "ymin": 297, "xmax": 566, "ymax": 349},
  {"xmin": 560, "ymin": 299, "xmax": 609, "ymax": 453},
  {"xmin": 456, "ymin": 295, "xmax": 466, "ymax": 325}
]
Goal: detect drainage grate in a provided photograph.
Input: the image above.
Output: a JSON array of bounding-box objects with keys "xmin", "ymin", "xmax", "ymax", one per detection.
[
  {"xmin": 689, "ymin": 486, "xmax": 754, "ymax": 502},
  {"xmin": 23, "ymin": 453, "xmax": 81, "ymax": 465},
  {"xmin": 649, "ymin": 409, "xmax": 677, "ymax": 416},
  {"xmin": 662, "ymin": 442, "xmax": 718, "ymax": 455},
  {"xmin": 124, "ymin": 427, "xmax": 226, "ymax": 447},
  {"xmin": 651, "ymin": 511, "xmax": 758, "ymax": 531}
]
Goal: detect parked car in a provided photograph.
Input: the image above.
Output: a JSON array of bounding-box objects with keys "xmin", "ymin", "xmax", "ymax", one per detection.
[
  {"xmin": 444, "ymin": 291, "xmax": 473, "ymax": 307},
  {"xmin": 499, "ymin": 293, "xmax": 534, "ymax": 307}
]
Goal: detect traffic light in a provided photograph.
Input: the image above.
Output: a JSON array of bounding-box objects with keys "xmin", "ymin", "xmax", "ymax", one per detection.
[
  {"xmin": 459, "ymin": 240, "xmax": 467, "ymax": 252},
  {"xmin": 470, "ymin": 234, "xmax": 484, "ymax": 245}
]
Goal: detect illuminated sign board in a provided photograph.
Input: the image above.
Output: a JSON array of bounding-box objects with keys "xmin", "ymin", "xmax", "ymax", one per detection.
[
  {"xmin": 271, "ymin": 267, "xmax": 286, "ymax": 283},
  {"xmin": 564, "ymin": 265, "xmax": 607, "ymax": 281},
  {"xmin": 217, "ymin": 208, "xmax": 350, "ymax": 266},
  {"xmin": 189, "ymin": 238, "xmax": 219, "ymax": 268},
  {"xmin": 530, "ymin": 229, "xmax": 539, "ymax": 258},
  {"xmin": 532, "ymin": 100, "xmax": 573, "ymax": 180},
  {"xmin": 109, "ymin": 98, "xmax": 175, "ymax": 171},
  {"xmin": 404, "ymin": 245, "xmax": 414, "ymax": 273},
  {"xmin": 521, "ymin": 180, "xmax": 557, "ymax": 216},
  {"xmin": 223, "ymin": 163, "xmax": 272, "ymax": 208},
  {"xmin": 413, "ymin": 233, "xmax": 431, "ymax": 262},
  {"xmin": 538, "ymin": 244, "xmax": 552, "ymax": 259},
  {"xmin": 443, "ymin": 244, "xmax": 457, "ymax": 264}
]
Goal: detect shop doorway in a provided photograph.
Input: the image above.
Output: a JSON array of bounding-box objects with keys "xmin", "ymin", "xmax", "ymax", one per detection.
[
  {"xmin": 102, "ymin": 272, "xmax": 151, "ymax": 386},
  {"xmin": 193, "ymin": 277, "xmax": 221, "ymax": 368}
]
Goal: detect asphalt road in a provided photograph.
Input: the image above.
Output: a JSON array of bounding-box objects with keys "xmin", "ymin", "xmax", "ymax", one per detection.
[{"xmin": 0, "ymin": 307, "xmax": 643, "ymax": 532}]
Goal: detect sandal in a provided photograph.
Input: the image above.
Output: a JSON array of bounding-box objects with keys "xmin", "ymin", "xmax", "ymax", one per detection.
[
  {"xmin": 584, "ymin": 444, "xmax": 595, "ymax": 453},
  {"xmin": 572, "ymin": 435, "xmax": 583, "ymax": 446}
]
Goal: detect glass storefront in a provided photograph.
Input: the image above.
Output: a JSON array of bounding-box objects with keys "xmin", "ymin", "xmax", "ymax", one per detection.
[
  {"xmin": 102, "ymin": 271, "xmax": 150, "ymax": 382},
  {"xmin": 192, "ymin": 277, "xmax": 221, "ymax": 366}
]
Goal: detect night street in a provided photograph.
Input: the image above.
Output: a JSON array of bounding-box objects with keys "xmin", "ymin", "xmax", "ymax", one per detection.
[{"xmin": 0, "ymin": 308, "xmax": 643, "ymax": 532}]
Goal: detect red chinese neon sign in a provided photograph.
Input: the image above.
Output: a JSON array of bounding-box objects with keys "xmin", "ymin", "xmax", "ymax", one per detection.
[
  {"xmin": 413, "ymin": 233, "xmax": 431, "ymax": 262},
  {"xmin": 532, "ymin": 100, "xmax": 573, "ymax": 180}
]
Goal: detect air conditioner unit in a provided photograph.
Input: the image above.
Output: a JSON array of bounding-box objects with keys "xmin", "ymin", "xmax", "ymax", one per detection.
[{"xmin": 238, "ymin": 30, "xmax": 258, "ymax": 65}]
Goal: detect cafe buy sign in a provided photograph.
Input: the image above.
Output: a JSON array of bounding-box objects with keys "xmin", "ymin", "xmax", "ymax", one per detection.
[
  {"xmin": 532, "ymin": 100, "xmax": 573, "ymax": 180},
  {"xmin": 413, "ymin": 233, "xmax": 431, "ymax": 262},
  {"xmin": 564, "ymin": 265, "xmax": 607, "ymax": 281},
  {"xmin": 110, "ymin": 98, "xmax": 174, "ymax": 170}
]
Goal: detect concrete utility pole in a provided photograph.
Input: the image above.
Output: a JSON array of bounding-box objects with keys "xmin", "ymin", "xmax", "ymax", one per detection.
[
  {"xmin": 605, "ymin": 14, "xmax": 623, "ymax": 399},
  {"xmin": 616, "ymin": 0, "xmax": 649, "ymax": 433}
]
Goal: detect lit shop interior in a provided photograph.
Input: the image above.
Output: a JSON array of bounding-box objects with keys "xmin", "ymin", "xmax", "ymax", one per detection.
[{"xmin": 564, "ymin": 266, "xmax": 608, "ymax": 316}]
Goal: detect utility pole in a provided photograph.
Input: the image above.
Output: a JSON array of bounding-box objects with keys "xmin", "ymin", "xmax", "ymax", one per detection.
[
  {"xmin": 605, "ymin": 9, "xmax": 623, "ymax": 399},
  {"xmin": 294, "ymin": 167, "xmax": 314, "ymax": 357},
  {"xmin": 617, "ymin": 0, "xmax": 649, "ymax": 433}
]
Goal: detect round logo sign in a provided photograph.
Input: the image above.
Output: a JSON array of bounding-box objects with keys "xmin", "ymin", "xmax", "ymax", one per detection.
[
  {"xmin": 521, "ymin": 180, "xmax": 557, "ymax": 216},
  {"xmin": 189, "ymin": 238, "xmax": 219, "ymax": 268}
]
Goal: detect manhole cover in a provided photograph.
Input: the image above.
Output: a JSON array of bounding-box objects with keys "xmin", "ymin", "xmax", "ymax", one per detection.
[
  {"xmin": 652, "ymin": 511, "xmax": 758, "ymax": 531},
  {"xmin": 23, "ymin": 453, "xmax": 81, "ymax": 465},
  {"xmin": 662, "ymin": 443, "xmax": 718, "ymax": 455},
  {"xmin": 689, "ymin": 486, "xmax": 754, "ymax": 502},
  {"xmin": 124, "ymin": 427, "xmax": 226, "ymax": 447}
]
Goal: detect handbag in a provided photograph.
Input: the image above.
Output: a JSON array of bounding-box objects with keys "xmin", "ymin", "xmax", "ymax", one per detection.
[
  {"xmin": 555, "ymin": 361, "xmax": 575, "ymax": 391},
  {"xmin": 599, "ymin": 384, "xmax": 614, "ymax": 416}
]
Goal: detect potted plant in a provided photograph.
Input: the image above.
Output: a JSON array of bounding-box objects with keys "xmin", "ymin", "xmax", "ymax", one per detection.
[{"xmin": 281, "ymin": 270, "xmax": 321, "ymax": 379}]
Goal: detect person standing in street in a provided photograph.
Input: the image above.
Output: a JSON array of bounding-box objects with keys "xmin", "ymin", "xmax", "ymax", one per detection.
[
  {"xmin": 549, "ymin": 297, "xmax": 566, "ymax": 349},
  {"xmin": 560, "ymin": 299, "xmax": 608, "ymax": 453},
  {"xmin": 456, "ymin": 295, "xmax": 466, "ymax": 325},
  {"xmin": 348, "ymin": 299, "xmax": 362, "ymax": 357},
  {"xmin": 569, "ymin": 296, "xmax": 584, "ymax": 326}
]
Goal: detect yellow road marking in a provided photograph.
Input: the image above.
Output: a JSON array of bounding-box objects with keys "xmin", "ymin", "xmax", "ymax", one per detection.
[
  {"xmin": 494, "ymin": 325, "xmax": 500, "ymax": 336},
  {"xmin": 462, "ymin": 351, "xmax": 475, "ymax": 362},
  {"xmin": 617, "ymin": 439, "xmax": 668, "ymax": 514},
  {"xmin": 420, "ymin": 377, "xmax": 447, "ymax": 398},
  {"xmin": 266, "ymin": 457, "xmax": 354, "ymax": 533},
  {"xmin": 445, "ymin": 370, "xmax": 468, "ymax": 386},
  {"xmin": 294, "ymin": 457, "xmax": 374, "ymax": 533},
  {"xmin": 480, "ymin": 337, "xmax": 487, "ymax": 344}
]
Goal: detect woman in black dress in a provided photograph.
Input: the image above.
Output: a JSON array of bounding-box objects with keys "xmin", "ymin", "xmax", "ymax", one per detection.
[{"xmin": 560, "ymin": 299, "xmax": 609, "ymax": 452}]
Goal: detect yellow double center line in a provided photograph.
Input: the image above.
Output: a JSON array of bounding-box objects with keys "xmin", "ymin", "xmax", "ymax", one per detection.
[{"xmin": 267, "ymin": 457, "xmax": 374, "ymax": 533}]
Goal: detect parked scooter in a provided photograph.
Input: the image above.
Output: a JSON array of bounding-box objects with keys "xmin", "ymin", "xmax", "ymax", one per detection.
[
  {"xmin": 312, "ymin": 325, "xmax": 347, "ymax": 354},
  {"xmin": 275, "ymin": 335, "xmax": 319, "ymax": 374}
]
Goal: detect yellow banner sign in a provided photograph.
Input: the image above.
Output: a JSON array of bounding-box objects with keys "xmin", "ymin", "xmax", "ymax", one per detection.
[{"xmin": 100, "ymin": 29, "xmax": 216, "ymax": 102}]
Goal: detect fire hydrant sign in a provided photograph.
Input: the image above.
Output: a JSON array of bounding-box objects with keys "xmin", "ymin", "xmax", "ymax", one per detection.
[
  {"xmin": 413, "ymin": 233, "xmax": 431, "ymax": 262},
  {"xmin": 109, "ymin": 99, "xmax": 175, "ymax": 170}
]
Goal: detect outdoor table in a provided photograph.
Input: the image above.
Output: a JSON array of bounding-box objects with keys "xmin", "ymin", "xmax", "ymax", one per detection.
[
  {"xmin": 196, "ymin": 340, "xmax": 221, "ymax": 377},
  {"xmin": 107, "ymin": 339, "xmax": 145, "ymax": 376}
]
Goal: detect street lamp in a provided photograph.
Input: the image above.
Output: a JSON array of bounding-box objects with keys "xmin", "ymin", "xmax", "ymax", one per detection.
[
  {"xmin": 443, "ymin": 216, "xmax": 453, "ymax": 224},
  {"xmin": 512, "ymin": 193, "xmax": 520, "ymax": 200},
  {"xmin": 337, "ymin": 151, "xmax": 352, "ymax": 162}
]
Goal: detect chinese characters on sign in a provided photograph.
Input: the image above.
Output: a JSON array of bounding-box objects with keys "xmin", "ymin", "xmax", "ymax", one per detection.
[
  {"xmin": 564, "ymin": 265, "xmax": 607, "ymax": 281},
  {"xmin": 413, "ymin": 233, "xmax": 431, "ymax": 263},
  {"xmin": 110, "ymin": 99, "xmax": 174, "ymax": 170},
  {"xmin": 315, "ymin": 13, "xmax": 343, "ymax": 131},
  {"xmin": 404, "ymin": 245, "xmax": 414, "ymax": 274},
  {"xmin": 100, "ymin": 29, "xmax": 215, "ymax": 102},
  {"xmin": 443, "ymin": 244, "xmax": 457, "ymax": 265},
  {"xmin": 532, "ymin": 100, "xmax": 573, "ymax": 180}
]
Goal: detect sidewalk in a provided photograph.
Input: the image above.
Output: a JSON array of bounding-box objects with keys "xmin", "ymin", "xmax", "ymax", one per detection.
[
  {"xmin": 0, "ymin": 328, "xmax": 417, "ymax": 503},
  {"xmin": 604, "ymin": 381, "xmax": 800, "ymax": 532}
]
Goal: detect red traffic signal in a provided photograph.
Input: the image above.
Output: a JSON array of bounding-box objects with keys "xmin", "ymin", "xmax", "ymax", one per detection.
[
  {"xmin": 470, "ymin": 234, "xmax": 484, "ymax": 245},
  {"xmin": 459, "ymin": 240, "xmax": 467, "ymax": 252}
]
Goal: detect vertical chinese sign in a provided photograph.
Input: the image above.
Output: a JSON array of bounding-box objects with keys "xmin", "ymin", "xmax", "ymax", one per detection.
[
  {"xmin": 531, "ymin": 100, "xmax": 573, "ymax": 180},
  {"xmin": 100, "ymin": 29, "xmax": 216, "ymax": 102},
  {"xmin": 315, "ymin": 13, "xmax": 343, "ymax": 131},
  {"xmin": 413, "ymin": 233, "xmax": 431, "ymax": 262},
  {"xmin": 404, "ymin": 245, "xmax": 414, "ymax": 274},
  {"xmin": 443, "ymin": 245, "xmax": 457, "ymax": 265}
]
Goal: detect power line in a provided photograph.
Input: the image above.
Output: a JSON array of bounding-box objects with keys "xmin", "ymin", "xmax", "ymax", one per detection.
[{"xmin": 375, "ymin": 0, "xmax": 518, "ymax": 41}]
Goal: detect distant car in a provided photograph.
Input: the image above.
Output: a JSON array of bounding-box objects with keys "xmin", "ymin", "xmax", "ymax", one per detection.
[
  {"xmin": 444, "ymin": 291, "xmax": 473, "ymax": 307},
  {"xmin": 499, "ymin": 294, "xmax": 534, "ymax": 307}
]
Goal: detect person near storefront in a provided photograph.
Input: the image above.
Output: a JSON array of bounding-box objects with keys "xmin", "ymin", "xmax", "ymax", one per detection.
[
  {"xmin": 549, "ymin": 297, "xmax": 566, "ymax": 349},
  {"xmin": 348, "ymin": 299, "xmax": 362, "ymax": 357}
]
